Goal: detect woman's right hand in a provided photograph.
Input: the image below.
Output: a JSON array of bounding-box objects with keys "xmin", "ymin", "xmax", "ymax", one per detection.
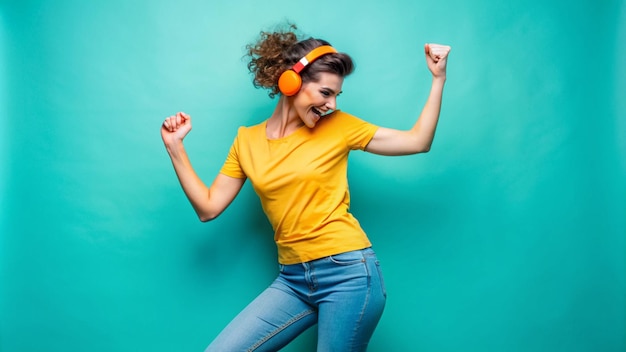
[{"xmin": 161, "ymin": 112, "xmax": 192, "ymax": 147}]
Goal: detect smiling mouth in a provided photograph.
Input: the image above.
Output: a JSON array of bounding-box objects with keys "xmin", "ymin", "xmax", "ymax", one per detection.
[{"xmin": 312, "ymin": 107, "xmax": 329, "ymax": 118}]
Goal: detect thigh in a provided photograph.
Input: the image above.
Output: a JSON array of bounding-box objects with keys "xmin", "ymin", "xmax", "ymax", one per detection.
[
  {"xmin": 316, "ymin": 249, "xmax": 387, "ymax": 352},
  {"xmin": 205, "ymin": 280, "xmax": 318, "ymax": 352}
]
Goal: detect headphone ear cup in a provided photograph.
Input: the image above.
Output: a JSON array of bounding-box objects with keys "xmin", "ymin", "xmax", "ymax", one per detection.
[{"xmin": 278, "ymin": 70, "xmax": 302, "ymax": 96}]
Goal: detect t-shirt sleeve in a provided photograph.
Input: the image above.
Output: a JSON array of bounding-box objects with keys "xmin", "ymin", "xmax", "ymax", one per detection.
[
  {"xmin": 219, "ymin": 127, "xmax": 247, "ymax": 179},
  {"xmin": 335, "ymin": 110, "xmax": 379, "ymax": 150}
]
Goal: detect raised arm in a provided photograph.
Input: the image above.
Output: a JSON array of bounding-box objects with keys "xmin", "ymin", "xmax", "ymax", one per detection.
[
  {"xmin": 161, "ymin": 112, "xmax": 246, "ymax": 222},
  {"xmin": 365, "ymin": 43, "xmax": 451, "ymax": 156}
]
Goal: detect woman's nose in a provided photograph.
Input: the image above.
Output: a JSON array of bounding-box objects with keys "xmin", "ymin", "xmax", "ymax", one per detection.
[{"xmin": 326, "ymin": 98, "xmax": 337, "ymax": 110}]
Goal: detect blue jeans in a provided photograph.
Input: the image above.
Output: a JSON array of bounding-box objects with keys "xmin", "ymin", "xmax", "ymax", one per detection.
[{"xmin": 205, "ymin": 247, "xmax": 387, "ymax": 351}]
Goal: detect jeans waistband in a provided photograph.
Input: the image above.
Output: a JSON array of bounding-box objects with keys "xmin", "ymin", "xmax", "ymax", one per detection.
[{"xmin": 283, "ymin": 247, "xmax": 375, "ymax": 268}]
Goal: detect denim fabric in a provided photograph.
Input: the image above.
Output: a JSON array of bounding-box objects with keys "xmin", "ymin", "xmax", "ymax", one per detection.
[{"xmin": 205, "ymin": 247, "xmax": 386, "ymax": 352}]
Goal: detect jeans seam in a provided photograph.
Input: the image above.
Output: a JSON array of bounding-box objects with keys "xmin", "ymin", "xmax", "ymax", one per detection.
[
  {"xmin": 248, "ymin": 308, "xmax": 316, "ymax": 351},
  {"xmin": 347, "ymin": 254, "xmax": 372, "ymax": 351}
]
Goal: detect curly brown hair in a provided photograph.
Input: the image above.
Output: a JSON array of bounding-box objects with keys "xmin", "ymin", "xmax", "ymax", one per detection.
[{"xmin": 245, "ymin": 24, "xmax": 354, "ymax": 98}]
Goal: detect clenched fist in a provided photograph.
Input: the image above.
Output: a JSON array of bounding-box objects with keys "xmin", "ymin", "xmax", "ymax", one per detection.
[
  {"xmin": 425, "ymin": 43, "xmax": 451, "ymax": 79},
  {"xmin": 161, "ymin": 112, "xmax": 192, "ymax": 147}
]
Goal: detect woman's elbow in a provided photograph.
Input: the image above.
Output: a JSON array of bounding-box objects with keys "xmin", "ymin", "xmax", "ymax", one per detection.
[
  {"xmin": 199, "ymin": 215, "xmax": 216, "ymax": 222},
  {"xmin": 410, "ymin": 142, "xmax": 432, "ymax": 154},
  {"xmin": 407, "ymin": 133, "xmax": 433, "ymax": 154},
  {"xmin": 197, "ymin": 209, "xmax": 221, "ymax": 222}
]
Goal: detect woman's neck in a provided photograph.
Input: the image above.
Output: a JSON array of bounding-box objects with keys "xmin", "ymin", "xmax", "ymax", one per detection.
[{"xmin": 266, "ymin": 95, "xmax": 303, "ymax": 139}]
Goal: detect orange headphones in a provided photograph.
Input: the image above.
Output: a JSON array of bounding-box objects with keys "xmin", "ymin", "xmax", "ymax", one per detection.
[{"xmin": 278, "ymin": 45, "xmax": 338, "ymax": 96}]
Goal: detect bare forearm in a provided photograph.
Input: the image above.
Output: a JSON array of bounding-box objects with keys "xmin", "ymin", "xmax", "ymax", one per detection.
[
  {"xmin": 410, "ymin": 76, "xmax": 446, "ymax": 152},
  {"xmin": 166, "ymin": 142, "xmax": 214, "ymax": 220}
]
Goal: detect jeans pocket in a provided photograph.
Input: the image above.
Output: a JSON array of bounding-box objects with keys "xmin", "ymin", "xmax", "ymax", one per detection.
[{"xmin": 329, "ymin": 250, "xmax": 366, "ymax": 265}]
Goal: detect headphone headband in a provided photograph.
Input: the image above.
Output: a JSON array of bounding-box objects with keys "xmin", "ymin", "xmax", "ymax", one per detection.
[{"xmin": 291, "ymin": 45, "xmax": 338, "ymax": 73}]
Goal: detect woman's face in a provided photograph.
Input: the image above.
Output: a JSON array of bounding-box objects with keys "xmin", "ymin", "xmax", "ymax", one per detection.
[{"xmin": 293, "ymin": 72, "xmax": 344, "ymax": 128}]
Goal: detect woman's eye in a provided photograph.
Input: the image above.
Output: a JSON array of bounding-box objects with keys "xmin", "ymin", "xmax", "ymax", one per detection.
[{"xmin": 320, "ymin": 90, "xmax": 330, "ymax": 97}]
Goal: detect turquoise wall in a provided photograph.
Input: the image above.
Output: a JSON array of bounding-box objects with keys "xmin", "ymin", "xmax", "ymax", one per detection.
[{"xmin": 2, "ymin": 0, "xmax": 625, "ymax": 351}]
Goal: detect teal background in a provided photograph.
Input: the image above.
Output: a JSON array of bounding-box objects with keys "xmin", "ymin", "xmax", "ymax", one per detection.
[{"xmin": 2, "ymin": 0, "xmax": 625, "ymax": 351}]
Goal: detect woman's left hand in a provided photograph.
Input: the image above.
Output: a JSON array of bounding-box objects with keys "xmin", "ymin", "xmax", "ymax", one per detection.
[{"xmin": 425, "ymin": 43, "xmax": 451, "ymax": 79}]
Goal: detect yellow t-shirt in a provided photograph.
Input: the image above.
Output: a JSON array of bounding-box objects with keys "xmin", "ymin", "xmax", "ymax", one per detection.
[{"xmin": 220, "ymin": 110, "xmax": 379, "ymax": 264}]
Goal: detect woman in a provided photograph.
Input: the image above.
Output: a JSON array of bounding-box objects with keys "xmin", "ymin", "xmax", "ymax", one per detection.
[{"xmin": 161, "ymin": 25, "xmax": 450, "ymax": 352}]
